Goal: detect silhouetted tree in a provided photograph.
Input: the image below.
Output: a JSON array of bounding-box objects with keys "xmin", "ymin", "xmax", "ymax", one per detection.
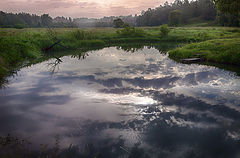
[
  {"xmin": 41, "ymin": 14, "xmax": 52, "ymax": 27},
  {"xmin": 169, "ymin": 10, "xmax": 182, "ymax": 26},
  {"xmin": 212, "ymin": 0, "xmax": 240, "ymax": 14},
  {"xmin": 136, "ymin": 0, "xmax": 217, "ymax": 26},
  {"xmin": 113, "ymin": 18, "xmax": 124, "ymax": 28},
  {"xmin": 213, "ymin": 0, "xmax": 240, "ymax": 26}
]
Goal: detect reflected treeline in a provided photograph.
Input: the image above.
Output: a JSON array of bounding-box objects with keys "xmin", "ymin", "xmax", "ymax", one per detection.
[
  {"xmin": 43, "ymin": 47, "xmax": 101, "ymax": 61},
  {"xmin": 115, "ymin": 43, "xmax": 179, "ymax": 53},
  {"xmin": 70, "ymin": 52, "xmax": 89, "ymax": 60},
  {"xmin": 116, "ymin": 44, "xmax": 145, "ymax": 53}
]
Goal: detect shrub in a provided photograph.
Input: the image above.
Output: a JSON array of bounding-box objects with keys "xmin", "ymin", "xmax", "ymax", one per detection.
[
  {"xmin": 159, "ymin": 24, "xmax": 170, "ymax": 37},
  {"xmin": 113, "ymin": 18, "xmax": 125, "ymax": 28},
  {"xmin": 122, "ymin": 23, "xmax": 130, "ymax": 28}
]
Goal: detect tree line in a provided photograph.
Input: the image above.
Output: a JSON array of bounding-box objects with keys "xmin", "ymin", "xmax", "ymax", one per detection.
[
  {"xmin": 0, "ymin": 12, "xmax": 77, "ymax": 28},
  {"xmin": 0, "ymin": 0, "xmax": 239, "ymax": 28},
  {"xmin": 137, "ymin": 0, "xmax": 239, "ymax": 27}
]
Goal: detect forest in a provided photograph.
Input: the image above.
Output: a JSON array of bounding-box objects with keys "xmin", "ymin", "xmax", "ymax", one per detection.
[{"xmin": 0, "ymin": 0, "xmax": 239, "ymax": 28}]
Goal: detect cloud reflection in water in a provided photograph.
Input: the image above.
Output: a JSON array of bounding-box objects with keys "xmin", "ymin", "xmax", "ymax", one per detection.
[{"xmin": 0, "ymin": 47, "xmax": 240, "ymax": 157}]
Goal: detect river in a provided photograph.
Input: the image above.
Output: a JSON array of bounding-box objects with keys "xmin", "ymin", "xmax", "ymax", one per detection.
[{"xmin": 0, "ymin": 46, "xmax": 240, "ymax": 158}]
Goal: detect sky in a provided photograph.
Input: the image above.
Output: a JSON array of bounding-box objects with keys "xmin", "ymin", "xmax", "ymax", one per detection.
[{"xmin": 0, "ymin": 0, "xmax": 174, "ymax": 18}]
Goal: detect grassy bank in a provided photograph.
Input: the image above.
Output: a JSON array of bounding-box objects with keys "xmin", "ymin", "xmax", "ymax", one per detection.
[
  {"xmin": 169, "ymin": 38, "xmax": 240, "ymax": 65},
  {"xmin": 0, "ymin": 27, "xmax": 240, "ymax": 79}
]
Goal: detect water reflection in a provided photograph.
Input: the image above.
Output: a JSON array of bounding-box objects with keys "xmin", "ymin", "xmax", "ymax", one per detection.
[{"xmin": 0, "ymin": 47, "xmax": 240, "ymax": 158}]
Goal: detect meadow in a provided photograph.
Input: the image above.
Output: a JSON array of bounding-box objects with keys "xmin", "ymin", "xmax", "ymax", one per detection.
[{"xmin": 0, "ymin": 26, "xmax": 240, "ymax": 79}]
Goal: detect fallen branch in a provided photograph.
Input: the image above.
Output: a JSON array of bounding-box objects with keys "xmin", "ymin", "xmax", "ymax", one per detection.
[{"xmin": 42, "ymin": 40, "xmax": 61, "ymax": 52}]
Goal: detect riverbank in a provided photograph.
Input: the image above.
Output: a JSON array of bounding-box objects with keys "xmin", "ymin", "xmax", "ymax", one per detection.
[
  {"xmin": 168, "ymin": 38, "xmax": 240, "ymax": 65},
  {"xmin": 0, "ymin": 27, "xmax": 240, "ymax": 79}
]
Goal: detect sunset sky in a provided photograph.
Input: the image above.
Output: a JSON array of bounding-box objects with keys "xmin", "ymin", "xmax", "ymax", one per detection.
[{"xmin": 0, "ymin": 0, "xmax": 174, "ymax": 18}]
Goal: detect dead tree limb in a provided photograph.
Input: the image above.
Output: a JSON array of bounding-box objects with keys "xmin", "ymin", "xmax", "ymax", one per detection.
[{"xmin": 42, "ymin": 40, "xmax": 61, "ymax": 52}]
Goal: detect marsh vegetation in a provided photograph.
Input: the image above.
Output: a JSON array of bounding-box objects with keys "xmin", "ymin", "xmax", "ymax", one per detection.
[{"xmin": 0, "ymin": 26, "xmax": 240, "ymax": 80}]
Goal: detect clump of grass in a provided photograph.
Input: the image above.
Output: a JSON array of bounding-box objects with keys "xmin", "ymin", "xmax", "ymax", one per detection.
[
  {"xmin": 116, "ymin": 26, "xmax": 146, "ymax": 37},
  {"xmin": 0, "ymin": 35, "xmax": 42, "ymax": 85},
  {"xmin": 169, "ymin": 38, "xmax": 240, "ymax": 65},
  {"xmin": 159, "ymin": 24, "xmax": 170, "ymax": 37},
  {"xmin": 196, "ymin": 32, "xmax": 209, "ymax": 41},
  {"xmin": 0, "ymin": 36, "xmax": 41, "ymax": 66},
  {"xmin": 71, "ymin": 30, "xmax": 97, "ymax": 40}
]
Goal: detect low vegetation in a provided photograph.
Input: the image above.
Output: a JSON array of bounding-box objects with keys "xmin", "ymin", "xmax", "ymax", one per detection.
[
  {"xmin": 159, "ymin": 24, "xmax": 171, "ymax": 37},
  {"xmin": 0, "ymin": 26, "xmax": 240, "ymax": 80},
  {"xmin": 169, "ymin": 38, "xmax": 240, "ymax": 65},
  {"xmin": 116, "ymin": 26, "xmax": 146, "ymax": 37}
]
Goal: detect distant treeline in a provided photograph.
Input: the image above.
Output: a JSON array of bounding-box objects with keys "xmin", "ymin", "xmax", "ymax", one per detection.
[
  {"xmin": 0, "ymin": 0, "xmax": 239, "ymax": 28},
  {"xmin": 0, "ymin": 11, "xmax": 138, "ymax": 28},
  {"xmin": 0, "ymin": 12, "xmax": 77, "ymax": 28},
  {"xmin": 137, "ymin": 0, "xmax": 239, "ymax": 27}
]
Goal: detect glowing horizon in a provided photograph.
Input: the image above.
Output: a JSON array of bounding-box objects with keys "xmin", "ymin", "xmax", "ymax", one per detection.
[{"xmin": 0, "ymin": 0, "xmax": 174, "ymax": 18}]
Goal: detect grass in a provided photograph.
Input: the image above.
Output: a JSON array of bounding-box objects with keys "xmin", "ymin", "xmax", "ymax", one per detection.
[
  {"xmin": 0, "ymin": 26, "xmax": 240, "ymax": 80},
  {"xmin": 169, "ymin": 38, "xmax": 240, "ymax": 65}
]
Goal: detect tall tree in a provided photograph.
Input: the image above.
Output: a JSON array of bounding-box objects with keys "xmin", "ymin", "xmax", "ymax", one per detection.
[
  {"xmin": 213, "ymin": 0, "xmax": 240, "ymax": 26},
  {"xmin": 169, "ymin": 10, "xmax": 182, "ymax": 26},
  {"xmin": 113, "ymin": 18, "xmax": 124, "ymax": 28},
  {"xmin": 41, "ymin": 14, "xmax": 52, "ymax": 27},
  {"xmin": 212, "ymin": 0, "xmax": 240, "ymax": 14}
]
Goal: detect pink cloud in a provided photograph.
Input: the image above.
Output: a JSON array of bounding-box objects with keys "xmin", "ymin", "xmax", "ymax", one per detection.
[{"xmin": 0, "ymin": 0, "xmax": 174, "ymax": 18}]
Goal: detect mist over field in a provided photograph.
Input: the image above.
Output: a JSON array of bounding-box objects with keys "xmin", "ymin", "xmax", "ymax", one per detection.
[{"xmin": 0, "ymin": 0, "xmax": 174, "ymax": 18}]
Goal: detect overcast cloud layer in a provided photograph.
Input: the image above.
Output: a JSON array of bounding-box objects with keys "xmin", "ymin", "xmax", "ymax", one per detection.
[{"xmin": 0, "ymin": 0, "xmax": 174, "ymax": 18}]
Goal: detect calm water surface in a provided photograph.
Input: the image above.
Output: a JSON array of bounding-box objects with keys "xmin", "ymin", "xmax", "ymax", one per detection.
[{"xmin": 1, "ymin": 47, "xmax": 240, "ymax": 157}]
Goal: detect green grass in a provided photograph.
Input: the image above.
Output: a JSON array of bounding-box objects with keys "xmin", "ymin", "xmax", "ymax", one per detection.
[
  {"xmin": 169, "ymin": 38, "xmax": 240, "ymax": 65},
  {"xmin": 0, "ymin": 26, "xmax": 240, "ymax": 79}
]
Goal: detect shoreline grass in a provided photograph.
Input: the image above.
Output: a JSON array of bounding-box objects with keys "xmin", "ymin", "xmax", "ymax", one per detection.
[
  {"xmin": 0, "ymin": 26, "xmax": 240, "ymax": 80},
  {"xmin": 168, "ymin": 38, "xmax": 240, "ymax": 65}
]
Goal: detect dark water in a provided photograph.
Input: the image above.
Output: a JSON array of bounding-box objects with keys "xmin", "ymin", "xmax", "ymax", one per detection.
[{"xmin": 1, "ymin": 47, "xmax": 240, "ymax": 158}]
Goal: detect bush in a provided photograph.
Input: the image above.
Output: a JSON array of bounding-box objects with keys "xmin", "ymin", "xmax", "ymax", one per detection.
[
  {"xmin": 113, "ymin": 18, "xmax": 125, "ymax": 28},
  {"xmin": 159, "ymin": 24, "xmax": 170, "ymax": 37}
]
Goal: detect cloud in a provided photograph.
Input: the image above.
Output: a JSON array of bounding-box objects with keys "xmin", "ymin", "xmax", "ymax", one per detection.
[{"xmin": 0, "ymin": 0, "xmax": 174, "ymax": 18}]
